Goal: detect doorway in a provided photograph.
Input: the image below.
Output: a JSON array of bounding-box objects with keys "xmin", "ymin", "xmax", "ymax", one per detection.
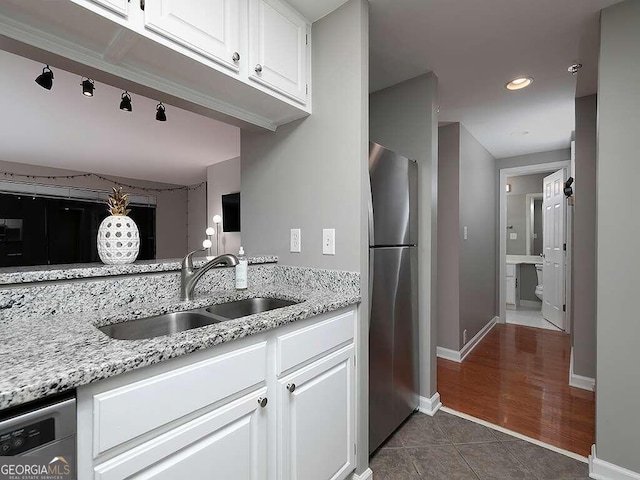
[{"xmin": 499, "ymin": 161, "xmax": 572, "ymax": 332}]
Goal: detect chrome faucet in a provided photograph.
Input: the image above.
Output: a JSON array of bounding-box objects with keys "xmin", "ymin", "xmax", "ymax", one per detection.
[{"xmin": 180, "ymin": 249, "xmax": 239, "ymax": 301}]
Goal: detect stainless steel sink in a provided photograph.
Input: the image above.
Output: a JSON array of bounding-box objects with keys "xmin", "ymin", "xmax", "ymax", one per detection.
[
  {"xmin": 98, "ymin": 297, "xmax": 301, "ymax": 340},
  {"xmin": 205, "ymin": 297, "xmax": 299, "ymax": 320},
  {"xmin": 99, "ymin": 311, "xmax": 220, "ymax": 340}
]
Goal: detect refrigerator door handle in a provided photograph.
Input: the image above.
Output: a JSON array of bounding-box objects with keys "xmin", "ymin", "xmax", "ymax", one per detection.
[
  {"xmin": 367, "ymin": 174, "xmax": 375, "ymax": 248},
  {"xmin": 368, "ymin": 248, "xmax": 374, "ymax": 326}
]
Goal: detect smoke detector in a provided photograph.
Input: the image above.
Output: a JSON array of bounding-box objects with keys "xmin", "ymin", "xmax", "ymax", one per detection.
[{"xmin": 568, "ymin": 63, "xmax": 583, "ymax": 75}]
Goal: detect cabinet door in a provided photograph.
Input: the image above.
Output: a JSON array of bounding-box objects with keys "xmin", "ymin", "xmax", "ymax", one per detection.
[
  {"xmin": 249, "ymin": 0, "xmax": 309, "ymax": 103},
  {"xmin": 94, "ymin": 389, "xmax": 268, "ymax": 480},
  {"xmin": 506, "ymin": 276, "xmax": 516, "ymax": 305},
  {"xmin": 144, "ymin": 0, "xmax": 241, "ymax": 71},
  {"xmin": 278, "ymin": 346, "xmax": 355, "ymax": 480},
  {"xmin": 84, "ymin": 0, "xmax": 129, "ymax": 17}
]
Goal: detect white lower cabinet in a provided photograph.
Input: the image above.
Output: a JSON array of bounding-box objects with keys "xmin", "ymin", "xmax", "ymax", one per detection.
[
  {"xmin": 278, "ymin": 346, "xmax": 355, "ymax": 480},
  {"xmin": 78, "ymin": 307, "xmax": 357, "ymax": 480},
  {"xmin": 94, "ymin": 388, "xmax": 268, "ymax": 480}
]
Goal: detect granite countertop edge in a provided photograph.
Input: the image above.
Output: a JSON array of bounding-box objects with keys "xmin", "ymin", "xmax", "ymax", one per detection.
[
  {"xmin": 0, "ymin": 285, "xmax": 360, "ymax": 411},
  {"xmin": 0, "ymin": 255, "xmax": 279, "ymax": 285}
]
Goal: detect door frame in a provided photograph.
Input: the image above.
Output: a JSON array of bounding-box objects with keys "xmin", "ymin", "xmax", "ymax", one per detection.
[{"xmin": 498, "ymin": 160, "xmax": 573, "ymax": 331}]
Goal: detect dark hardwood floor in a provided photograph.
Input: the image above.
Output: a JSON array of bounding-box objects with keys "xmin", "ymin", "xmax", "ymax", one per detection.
[{"xmin": 437, "ymin": 323, "xmax": 595, "ymax": 457}]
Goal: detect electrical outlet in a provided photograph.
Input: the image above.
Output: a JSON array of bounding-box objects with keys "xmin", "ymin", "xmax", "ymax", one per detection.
[
  {"xmin": 463, "ymin": 226, "xmax": 468, "ymax": 240},
  {"xmin": 463, "ymin": 329, "xmax": 468, "ymax": 344},
  {"xmin": 290, "ymin": 229, "xmax": 301, "ymax": 253},
  {"xmin": 322, "ymin": 229, "xmax": 335, "ymax": 255}
]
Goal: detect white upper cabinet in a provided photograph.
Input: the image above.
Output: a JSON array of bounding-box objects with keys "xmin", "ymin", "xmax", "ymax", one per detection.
[
  {"xmin": 88, "ymin": 0, "xmax": 129, "ymax": 17},
  {"xmin": 249, "ymin": 0, "xmax": 309, "ymax": 104},
  {"xmin": 144, "ymin": 0, "xmax": 241, "ymax": 71}
]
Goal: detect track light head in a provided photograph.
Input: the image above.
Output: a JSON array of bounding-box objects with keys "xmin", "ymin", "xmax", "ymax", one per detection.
[
  {"xmin": 119, "ymin": 91, "xmax": 132, "ymax": 112},
  {"xmin": 155, "ymin": 102, "xmax": 167, "ymax": 122},
  {"xmin": 35, "ymin": 65, "xmax": 54, "ymax": 90},
  {"xmin": 81, "ymin": 78, "xmax": 95, "ymax": 97}
]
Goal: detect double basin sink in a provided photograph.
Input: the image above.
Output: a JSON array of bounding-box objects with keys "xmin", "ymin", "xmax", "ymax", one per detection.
[{"xmin": 99, "ymin": 297, "xmax": 300, "ymax": 340}]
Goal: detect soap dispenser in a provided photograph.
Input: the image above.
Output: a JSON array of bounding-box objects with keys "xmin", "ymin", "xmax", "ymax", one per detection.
[{"xmin": 235, "ymin": 246, "xmax": 248, "ymax": 290}]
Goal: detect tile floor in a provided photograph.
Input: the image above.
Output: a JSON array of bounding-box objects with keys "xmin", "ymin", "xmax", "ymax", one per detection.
[
  {"xmin": 370, "ymin": 410, "xmax": 590, "ymax": 480},
  {"xmin": 506, "ymin": 306, "xmax": 561, "ymax": 331}
]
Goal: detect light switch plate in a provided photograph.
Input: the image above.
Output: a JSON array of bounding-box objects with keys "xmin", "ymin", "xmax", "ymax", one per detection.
[
  {"xmin": 322, "ymin": 229, "xmax": 335, "ymax": 255},
  {"xmin": 290, "ymin": 229, "xmax": 301, "ymax": 253},
  {"xmin": 510, "ymin": 232, "xmax": 518, "ymax": 240}
]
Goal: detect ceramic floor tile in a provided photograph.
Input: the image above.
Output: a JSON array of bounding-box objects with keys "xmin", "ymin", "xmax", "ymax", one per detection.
[
  {"xmin": 488, "ymin": 428, "xmax": 521, "ymax": 443},
  {"xmin": 396, "ymin": 413, "xmax": 450, "ymax": 448},
  {"xmin": 406, "ymin": 445, "xmax": 479, "ymax": 480},
  {"xmin": 370, "ymin": 448, "xmax": 420, "ymax": 480},
  {"xmin": 379, "ymin": 427, "xmax": 404, "ymax": 449},
  {"xmin": 434, "ymin": 412, "xmax": 500, "ymax": 445},
  {"xmin": 456, "ymin": 442, "xmax": 536, "ymax": 480},
  {"xmin": 504, "ymin": 440, "xmax": 590, "ymax": 479},
  {"xmin": 506, "ymin": 309, "xmax": 561, "ymax": 331}
]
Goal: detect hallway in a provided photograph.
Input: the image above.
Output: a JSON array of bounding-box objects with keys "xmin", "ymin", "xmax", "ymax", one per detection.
[{"xmin": 437, "ymin": 323, "xmax": 595, "ymax": 456}]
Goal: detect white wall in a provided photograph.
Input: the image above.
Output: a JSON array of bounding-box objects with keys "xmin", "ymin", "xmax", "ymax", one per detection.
[
  {"xmin": 370, "ymin": 73, "xmax": 440, "ymax": 398},
  {"xmin": 207, "ymin": 157, "xmax": 241, "ymax": 255},
  {"xmin": 595, "ymin": 0, "xmax": 640, "ymax": 474}
]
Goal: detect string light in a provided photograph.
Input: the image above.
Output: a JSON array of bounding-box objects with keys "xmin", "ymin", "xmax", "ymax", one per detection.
[{"xmin": 0, "ymin": 171, "xmax": 205, "ymax": 193}]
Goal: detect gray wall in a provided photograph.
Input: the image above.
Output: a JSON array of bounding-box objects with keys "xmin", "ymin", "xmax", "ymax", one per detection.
[
  {"xmin": 436, "ymin": 124, "xmax": 460, "ymax": 350},
  {"xmin": 459, "ymin": 126, "xmax": 497, "ymax": 347},
  {"xmin": 507, "ymin": 173, "xmax": 548, "ymax": 195},
  {"xmin": 242, "ymin": 0, "xmax": 370, "ymax": 471},
  {"xmin": 496, "ymin": 148, "xmax": 571, "ymax": 170},
  {"xmin": 596, "ymin": 1, "xmax": 640, "ymax": 473},
  {"xmin": 436, "ymin": 124, "xmax": 496, "ymax": 351},
  {"xmin": 0, "ymin": 158, "xmax": 204, "ymax": 259},
  {"xmin": 241, "ymin": 0, "xmax": 367, "ymax": 272},
  {"xmin": 187, "ymin": 184, "xmax": 207, "ymax": 253},
  {"xmin": 519, "ymin": 265, "xmax": 539, "ymax": 303},
  {"xmin": 207, "ymin": 157, "xmax": 241, "ymax": 255},
  {"xmin": 370, "ymin": 73, "xmax": 439, "ymax": 397},
  {"xmin": 572, "ymin": 95, "xmax": 597, "ymax": 380}
]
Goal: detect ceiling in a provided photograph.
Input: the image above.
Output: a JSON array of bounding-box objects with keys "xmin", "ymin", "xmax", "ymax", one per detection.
[
  {"xmin": 0, "ymin": 50, "xmax": 240, "ymax": 185},
  {"xmin": 285, "ymin": 0, "xmax": 350, "ymax": 22},
  {"xmin": 368, "ymin": 0, "xmax": 621, "ymax": 158}
]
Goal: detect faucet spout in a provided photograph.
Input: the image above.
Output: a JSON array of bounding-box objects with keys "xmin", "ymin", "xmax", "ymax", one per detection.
[{"xmin": 180, "ymin": 250, "xmax": 239, "ymax": 301}]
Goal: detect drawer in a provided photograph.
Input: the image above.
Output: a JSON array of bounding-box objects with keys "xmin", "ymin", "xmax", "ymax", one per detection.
[
  {"xmin": 93, "ymin": 342, "xmax": 267, "ymax": 455},
  {"xmin": 506, "ymin": 264, "xmax": 516, "ymax": 277},
  {"xmin": 276, "ymin": 310, "xmax": 354, "ymax": 375}
]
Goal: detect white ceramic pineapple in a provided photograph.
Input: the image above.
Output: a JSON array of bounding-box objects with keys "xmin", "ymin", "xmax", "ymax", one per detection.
[{"xmin": 97, "ymin": 187, "xmax": 140, "ymax": 265}]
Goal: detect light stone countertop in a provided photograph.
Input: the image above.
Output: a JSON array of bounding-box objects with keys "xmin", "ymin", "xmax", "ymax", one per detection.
[
  {"xmin": 0, "ymin": 255, "xmax": 279, "ymax": 285},
  {"xmin": 0, "ymin": 269, "xmax": 360, "ymax": 410}
]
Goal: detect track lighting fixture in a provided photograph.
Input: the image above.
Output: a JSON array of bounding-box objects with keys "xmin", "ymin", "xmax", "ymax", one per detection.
[
  {"xmin": 81, "ymin": 78, "xmax": 95, "ymax": 97},
  {"xmin": 35, "ymin": 65, "xmax": 54, "ymax": 90},
  {"xmin": 119, "ymin": 91, "xmax": 132, "ymax": 112},
  {"xmin": 155, "ymin": 102, "xmax": 167, "ymax": 122}
]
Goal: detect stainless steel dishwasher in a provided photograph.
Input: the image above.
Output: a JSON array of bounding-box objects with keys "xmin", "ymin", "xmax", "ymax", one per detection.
[{"xmin": 0, "ymin": 392, "xmax": 76, "ymax": 470}]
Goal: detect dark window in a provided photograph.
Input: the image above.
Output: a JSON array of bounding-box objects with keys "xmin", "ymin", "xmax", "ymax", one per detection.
[
  {"xmin": 0, "ymin": 193, "xmax": 156, "ymax": 267},
  {"xmin": 222, "ymin": 192, "xmax": 240, "ymax": 232}
]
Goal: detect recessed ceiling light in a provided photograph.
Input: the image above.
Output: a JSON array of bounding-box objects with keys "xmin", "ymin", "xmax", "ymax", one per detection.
[{"xmin": 505, "ymin": 77, "xmax": 533, "ymax": 90}]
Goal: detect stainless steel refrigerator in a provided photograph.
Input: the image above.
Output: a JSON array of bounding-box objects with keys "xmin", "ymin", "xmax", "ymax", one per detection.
[{"xmin": 368, "ymin": 142, "xmax": 419, "ymax": 453}]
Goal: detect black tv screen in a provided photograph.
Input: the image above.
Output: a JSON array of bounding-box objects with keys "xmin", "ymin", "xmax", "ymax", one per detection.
[{"xmin": 222, "ymin": 192, "xmax": 240, "ymax": 232}]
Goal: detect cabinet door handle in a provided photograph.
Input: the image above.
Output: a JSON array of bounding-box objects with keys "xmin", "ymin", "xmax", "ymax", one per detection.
[
  {"xmin": 232, "ymin": 52, "xmax": 240, "ymax": 62},
  {"xmin": 258, "ymin": 397, "xmax": 268, "ymax": 408},
  {"xmin": 255, "ymin": 64, "xmax": 263, "ymax": 73},
  {"xmin": 286, "ymin": 383, "xmax": 296, "ymax": 393}
]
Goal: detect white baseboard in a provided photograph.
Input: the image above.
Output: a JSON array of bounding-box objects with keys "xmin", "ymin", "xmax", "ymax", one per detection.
[
  {"xmin": 589, "ymin": 445, "xmax": 640, "ymax": 480},
  {"xmin": 436, "ymin": 317, "xmax": 498, "ymax": 363},
  {"xmin": 350, "ymin": 468, "xmax": 373, "ymax": 480},
  {"xmin": 418, "ymin": 392, "xmax": 442, "ymax": 416},
  {"xmin": 569, "ymin": 347, "xmax": 596, "ymax": 392}
]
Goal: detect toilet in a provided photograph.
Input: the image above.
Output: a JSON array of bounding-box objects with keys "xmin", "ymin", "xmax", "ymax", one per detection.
[{"xmin": 535, "ymin": 264, "xmax": 543, "ymax": 301}]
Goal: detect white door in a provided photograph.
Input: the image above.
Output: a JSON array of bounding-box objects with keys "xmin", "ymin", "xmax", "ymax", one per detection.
[
  {"xmin": 85, "ymin": 0, "xmax": 129, "ymax": 17},
  {"xmin": 94, "ymin": 389, "xmax": 268, "ymax": 480},
  {"xmin": 144, "ymin": 0, "xmax": 241, "ymax": 71},
  {"xmin": 249, "ymin": 0, "xmax": 309, "ymax": 103},
  {"xmin": 278, "ymin": 346, "xmax": 355, "ymax": 480},
  {"xmin": 542, "ymin": 169, "xmax": 567, "ymax": 330}
]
